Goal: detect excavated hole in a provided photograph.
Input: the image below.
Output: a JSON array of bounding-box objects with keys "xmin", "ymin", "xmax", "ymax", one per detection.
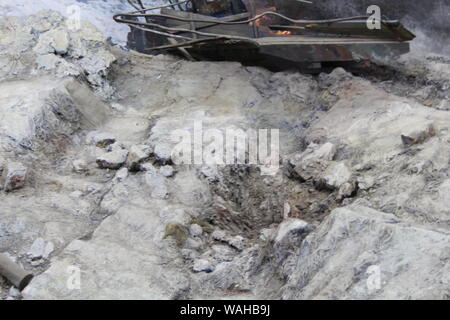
[{"xmin": 199, "ymin": 164, "xmax": 342, "ymax": 239}]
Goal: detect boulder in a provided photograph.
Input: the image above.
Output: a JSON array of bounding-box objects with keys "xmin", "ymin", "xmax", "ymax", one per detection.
[{"xmin": 282, "ymin": 205, "xmax": 450, "ymax": 299}]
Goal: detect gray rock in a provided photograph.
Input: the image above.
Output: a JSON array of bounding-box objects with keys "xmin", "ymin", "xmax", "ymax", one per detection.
[
  {"xmin": 160, "ymin": 165, "xmax": 175, "ymax": 177},
  {"xmin": 338, "ymin": 181, "xmax": 357, "ymax": 200},
  {"xmin": 96, "ymin": 149, "xmax": 129, "ymax": 170},
  {"xmin": 72, "ymin": 159, "xmax": 88, "ymax": 173},
  {"xmin": 115, "ymin": 168, "xmax": 129, "ymax": 181},
  {"xmin": 28, "ymin": 238, "xmax": 46, "ymax": 260},
  {"xmin": 291, "ymin": 143, "xmax": 336, "ymax": 181},
  {"xmin": 211, "ymin": 230, "xmax": 227, "ymax": 242},
  {"xmin": 3, "ymin": 162, "xmax": 27, "ymax": 191},
  {"xmin": 33, "ymin": 28, "xmax": 70, "ymax": 55},
  {"xmin": 127, "ymin": 144, "xmax": 152, "ymax": 171},
  {"xmin": 189, "ymin": 224, "xmax": 203, "ymax": 237},
  {"xmin": 43, "ymin": 242, "xmax": 55, "ymax": 259},
  {"xmin": 401, "ymin": 123, "xmax": 436, "ymax": 147},
  {"xmin": 8, "ymin": 287, "xmax": 21, "ymax": 299},
  {"xmin": 87, "ymin": 131, "xmax": 116, "ymax": 148},
  {"xmin": 282, "ymin": 205, "xmax": 450, "ymax": 300},
  {"xmin": 275, "ymin": 219, "xmax": 309, "ymax": 244},
  {"xmin": 228, "ymin": 236, "xmax": 245, "ymax": 251},
  {"xmin": 320, "ymin": 162, "xmax": 353, "ymax": 190},
  {"xmin": 153, "ymin": 143, "xmax": 173, "ymax": 163},
  {"xmin": 193, "ymin": 259, "xmax": 214, "ymax": 273},
  {"xmin": 185, "ymin": 238, "xmax": 203, "ymax": 250},
  {"xmin": 144, "ymin": 171, "xmax": 168, "ymax": 200},
  {"xmin": 357, "ymin": 175, "xmax": 375, "ymax": 191}
]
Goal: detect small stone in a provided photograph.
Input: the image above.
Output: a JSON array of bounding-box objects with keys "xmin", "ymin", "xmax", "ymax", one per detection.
[
  {"xmin": 141, "ymin": 162, "xmax": 157, "ymax": 173},
  {"xmin": 338, "ymin": 181, "xmax": 357, "ymax": 200},
  {"xmin": 211, "ymin": 230, "xmax": 227, "ymax": 242},
  {"xmin": 96, "ymin": 149, "xmax": 129, "ymax": 170},
  {"xmin": 153, "ymin": 143, "xmax": 173, "ymax": 163},
  {"xmin": 185, "ymin": 238, "xmax": 203, "ymax": 250},
  {"xmin": 3, "ymin": 162, "xmax": 27, "ymax": 192},
  {"xmin": 189, "ymin": 224, "xmax": 203, "ymax": 237},
  {"xmin": 127, "ymin": 145, "xmax": 152, "ymax": 171},
  {"xmin": 28, "ymin": 238, "xmax": 46, "ymax": 260},
  {"xmin": 358, "ymin": 175, "xmax": 375, "ymax": 191},
  {"xmin": 193, "ymin": 259, "xmax": 214, "ymax": 273},
  {"xmin": 320, "ymin": 162, "xmax": 352, "ymax": 190},
  {"xmin": 115, "ymin": 167, "xmax": 129, "ymax": 181},
  {"xmin": 34, "ymin": 28, "xmax": 70, "ymax": 55},
  {"xmin": 145, "ymin": 171, "xmax": 168, "ymax": 199},
  {"xmin": 72, "ymin": 159, "xmax": 88, "ymax": 173},
  {"xmin": 8, "ymin": 287, "xmax": 21, "ymax": 298},
  {"xmin": 87, "ymin": 131, "xmax": 116, "ymax": 148},
  {"xmin": 314, "ymin": 142, "xmax": 337, "ymax": 161},
  {"xmin": 199, "ymin": 166, "xmax": 219, "ymax": 181},
  {"xmin": 228, "ymin": 236, "xmax": 245, "ymax": 251},
  {"xmin": 401, "ymin": 123, "xmax": 436, "ymax": 147},
  {"xmin": 275, "ymin": 219, "xmax": 309, "ymax": 243},
  {"xmin": 160, "ymin": 165, "xmax": 174, "ymax": 177},
  {"xmin": 31, "ymin": 259, "xmax": 45, "ymax": 267}
]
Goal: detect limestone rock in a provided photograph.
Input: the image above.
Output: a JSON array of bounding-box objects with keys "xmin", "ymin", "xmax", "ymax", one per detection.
[
  {"xmin": 126, "ymin": 144, "xmax": 152, "ymax": 171},
  {"xmin": 33, "ymin": 28, "xmax": 70, "ymax": 55},
  {"xmin": 160, "ymin": 165, "xmax": 175, "ymax": 177},
  {"xmin": 357, "ymin": 176, "xmax": 375, "ymax": 191},
  {"xmin": 72, "ymin": 159, "xmax": 88, "ymax": 173},
  {"xmin": 87, "ymin": 131, "xmax": 116, "ymax": 148},
  {"xmin": 145, "ymin": 170, "xmax": 168, "ymax": 200},
  {"xmin": 96, "ymin": 149, "xmax": 128, "ymax": 170},
  {"xmin": 401, "ymin": 123, "xmax": 436, "ymax": 147},
  {"xmin": 282, "ymin": 205, "xmax": 450, "ymax": 299},
  {"xmin": 291, "ymin": 142, "xmax": 336, "ymax": 181},
  {"xmin": 115, "ymin": 168, "xmax": 129, "ymax": 181},
  {"xmin": 275, "ymin": 219, "xmax": 309, "ymax": 244},
  {"xmin": 193, "ymin": 259, "xmax": 214, "ymax": 273},
  {"xmin": 28, "ymin": 238, "xmax": 46, "ymax": 260},
  {"xmin": 189, "ymin": 224, "xmax": 203, "ymax": 237},
  {"xmin": 319, "ymin": 162, "xmax": 353, "ymax": 190},
  {"xmin": 3, "ymin": 162, "xmax": 27, "ymax": 191}
]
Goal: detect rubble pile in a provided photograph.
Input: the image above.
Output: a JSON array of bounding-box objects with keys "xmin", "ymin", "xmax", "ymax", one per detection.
[{"xmin": 0, "ymin": 12, "xmax": 449, "ymax": 300}]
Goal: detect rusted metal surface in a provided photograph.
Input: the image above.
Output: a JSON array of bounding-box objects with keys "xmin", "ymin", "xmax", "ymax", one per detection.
[{"xmin": 115, "ymin": 0, "xmax": 415, "ymax": 69}]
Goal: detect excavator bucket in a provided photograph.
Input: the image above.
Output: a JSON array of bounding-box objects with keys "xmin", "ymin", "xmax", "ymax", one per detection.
[{"xmin": 114, "ymin": 0, "xmax": 415, "ymax": 71}]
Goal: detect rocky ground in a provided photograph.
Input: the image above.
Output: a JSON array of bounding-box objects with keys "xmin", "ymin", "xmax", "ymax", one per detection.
[{"xmin": 0, "ymin": 11, "xmax": 449, "ymax": 300}]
